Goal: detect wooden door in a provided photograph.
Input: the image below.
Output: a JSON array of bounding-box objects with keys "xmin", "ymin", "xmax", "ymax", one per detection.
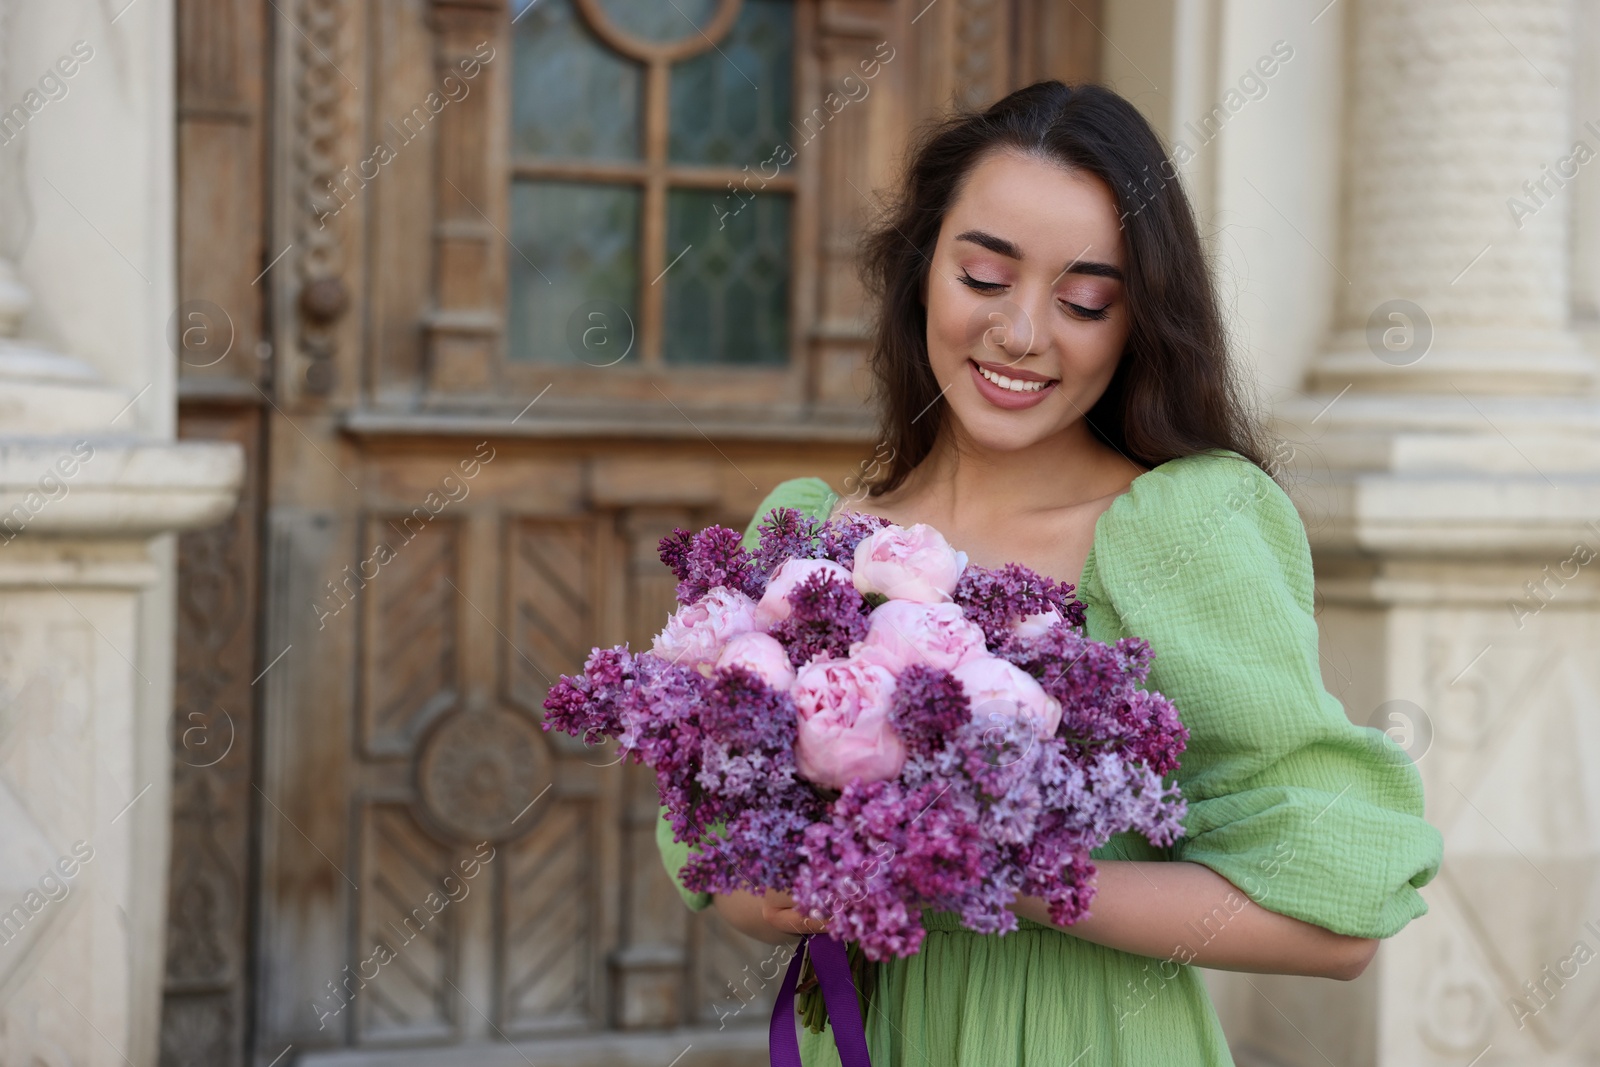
[{"xmin": 161, "ymin": 2, "xmax": 1100, "ymax": 1064}]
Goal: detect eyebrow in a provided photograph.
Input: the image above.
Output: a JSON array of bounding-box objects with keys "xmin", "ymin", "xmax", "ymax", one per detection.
[{"xmin": 954, "ymin": 229, "xmax": 1125, "ymax": 282}]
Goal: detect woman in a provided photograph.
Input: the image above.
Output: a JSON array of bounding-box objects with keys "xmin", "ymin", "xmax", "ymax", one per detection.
[{"xmin": 656, "ymin": 81, "xmax": 1441, "ymax": 1065}]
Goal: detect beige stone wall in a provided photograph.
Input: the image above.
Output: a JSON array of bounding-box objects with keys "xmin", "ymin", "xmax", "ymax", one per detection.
[
  {"xmin": 1106, "ymin": 0, "xmax": 1600, "ymax": 1063},
  {"xmin": 0, "ymin": 1, "xmax": 240, "ymax": 1064}
]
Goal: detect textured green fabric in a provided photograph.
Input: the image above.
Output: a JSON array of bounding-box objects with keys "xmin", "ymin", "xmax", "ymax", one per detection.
[{"xmin": 654, "ymin": 452, "xmax": 1443, "ymax": 1065}]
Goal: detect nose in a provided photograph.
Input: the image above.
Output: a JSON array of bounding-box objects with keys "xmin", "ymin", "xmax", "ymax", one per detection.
[{"xmin": 970, "ymin": 294, "xmax": 1047, "ymax": 368}]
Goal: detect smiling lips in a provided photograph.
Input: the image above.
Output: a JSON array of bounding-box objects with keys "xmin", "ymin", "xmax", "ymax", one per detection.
[
  {"xmin": 974, "ymin": 359, "xmax": 1053, "ymax": 390},
  {"xmin": 968, "ymin": 358, "xmax": 1058, "ymax": 409}
]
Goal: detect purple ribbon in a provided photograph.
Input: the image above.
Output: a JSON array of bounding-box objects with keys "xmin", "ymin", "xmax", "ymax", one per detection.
[{"xmin": 769, "ymin": 935, "xmax": 872, "ymax": 1067}]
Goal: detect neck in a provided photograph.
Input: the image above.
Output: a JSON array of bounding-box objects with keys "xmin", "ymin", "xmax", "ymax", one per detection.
[{"xmin": 905, "ymin": 417, "xmax": 1137, "ymax": 520}]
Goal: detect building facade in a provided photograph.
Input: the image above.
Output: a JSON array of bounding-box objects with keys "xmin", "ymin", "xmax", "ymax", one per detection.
[{"xmin": 0, "ymin": 0, "xmax": 1595, "ymax": 1065}]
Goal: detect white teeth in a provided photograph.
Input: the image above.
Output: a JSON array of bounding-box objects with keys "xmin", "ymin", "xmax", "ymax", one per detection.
[{"xmin": 976, "ymin": 363, "xmax": 1051, "ymax": 392}]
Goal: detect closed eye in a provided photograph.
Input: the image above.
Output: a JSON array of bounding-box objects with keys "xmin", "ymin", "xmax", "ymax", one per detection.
[
  {"xmin": 1063, "ymin": 301, "xmax": 1111, "ymax": 321},
  {"xmin": 963, "ymin": 272, "xmax": 1110, "ymax": 321}
]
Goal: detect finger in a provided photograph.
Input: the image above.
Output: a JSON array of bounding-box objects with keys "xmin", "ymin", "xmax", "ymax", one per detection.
[
  {"xmin": 766, "ymin": 908, "xmax": 816, "ymax": 935},
  {"xmin": 775, "ymin": 907, "xmax": 827, "ymax": 934}
]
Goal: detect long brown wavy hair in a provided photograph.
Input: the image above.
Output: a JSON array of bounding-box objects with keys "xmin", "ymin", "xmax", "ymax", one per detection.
[{"xmin": 858, "ymin": 80, "xmax": 1272, "ymax": 495}]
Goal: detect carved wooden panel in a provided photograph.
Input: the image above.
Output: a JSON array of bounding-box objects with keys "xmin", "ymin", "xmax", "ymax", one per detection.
[
  {"xmin": 621, "ymin": 508, "xmax": 692, "ymax": 651},
  {"xmin": 614, "ymin": 508, "xmax": 710, "ymax": 1028},
  {"xmin": 1015, "ymin": 0, "xmax": 1103, "ymax": 88},
  {"xmin": 910, "ymin": 0, "xmax": 1014, "ymax": 115},
  {"xmin": 499, "ymin": 798, "xmax": 600, "ymax": 1031},
  {"xmin": 164, "ymin": 405, "xmax": 262, "ymax": 1067},
  {"xmin": 368, "ymin": 0, "xmax": 439, "ymax": 403},
  {"xmin": 951, "ymin": 0, "xmax": 1009, "ymax": 108},
  {"xmin": 415, "ymin": 706, "xmax": 552, "ymax": 843},
  {"xmin": 168, "ymin": 3, "xmax": 272, "ymax": 1050},
  {"xmin": 808, "ymin": 4, "xmax": 892, "ymax": 408},
  {"xmin": 354, "ymin": 805, "xmax": 460, "ymax": 1043},
  {"xmin": 358, "ymin": 513, "xmax": 461, "ymax": 757},
  {"xmin": 165, "ymin": 0, "xmax": 272, "ymax": 1052},
  {"xmin": 175, "ymin": 0, "xmax": 268, "ymax": 398},
  {"xmin": 506, "ymin": 516, "xmax": 604, "ymax": 720},
  {"xmin": 425, "ymin": 0, "xmax": 505, "ymax": 395}
]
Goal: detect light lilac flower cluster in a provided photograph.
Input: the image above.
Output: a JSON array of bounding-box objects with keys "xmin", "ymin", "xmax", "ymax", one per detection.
[{"xmin": 543, "ymin": 507, "xmax": 1189, "ymax": 961}]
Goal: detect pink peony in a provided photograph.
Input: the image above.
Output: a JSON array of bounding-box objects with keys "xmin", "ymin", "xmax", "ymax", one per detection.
[
  {"xmin": 1012, "ymin": 608, "xmax": 1064, "ymax": 638},
  {"xmin": 650, "ymin": 585, "xmax": 758, "ymax": 673},
  {"xmin": 715, "ymin": 631, "xmax": 796, "ymax": 690},
  {"xmin": 792, "ymin": 655, "xmax": 907, "ymax": 790},
  {"xmin": 755, "ymin": 557, "xmax": 855, "ymax": 630},
  {"xmin": 950, "ymin": 655, "xmax": 1062, "ymax": 738},
  {"xmin": 852, "ymin": 524, "xmax": 968, "ymax": 604},
  {"xmin": 853, "ymin": 600, "xmax": 988, "ymax": 674}
]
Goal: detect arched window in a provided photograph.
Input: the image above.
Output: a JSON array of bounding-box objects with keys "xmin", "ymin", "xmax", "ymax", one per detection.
[{"xmin": 509, "ymin": 0, "xmax": 798, "ymax": 369}]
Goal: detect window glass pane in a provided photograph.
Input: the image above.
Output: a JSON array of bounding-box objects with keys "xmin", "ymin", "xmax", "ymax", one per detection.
[
  {"xmin": 664, "ymin": 189, "xmax": 789, "ymax": 366},
  {"xmin": 594, "ymin": 0, "xmax": 720, "ymax": 44},
  {"xmin": 669, "ymin": 0, "xmax": 793, "ymax": 167},
  {"xmin": 508, "ymin": 181, "xmax": 640, "ymax": 365},
  {"xmin": 512, "ymin": 0, "xmax": 640, "ymax": 161}
]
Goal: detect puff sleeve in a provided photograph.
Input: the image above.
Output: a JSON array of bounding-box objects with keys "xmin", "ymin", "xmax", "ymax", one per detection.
[
  {"xmin": 654, "ymin": 477, "xmax": 840, "ymax": 912},
  {"xmin": 1083, "ymin": 452, "xmax": 1442, "ymax": 939}
]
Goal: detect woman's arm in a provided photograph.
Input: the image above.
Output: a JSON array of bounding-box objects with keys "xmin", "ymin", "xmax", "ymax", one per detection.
[
  {"xmin": 753, "ymin": 863, "xmax": 1374, "ymax": 980},
  {"xmin": 713, "ymin": 888, "xmax": 824, "ymax": 946},
  {"xmin": 1009, "ymin": 860, "xmax": 1377, "ymax": 981}
]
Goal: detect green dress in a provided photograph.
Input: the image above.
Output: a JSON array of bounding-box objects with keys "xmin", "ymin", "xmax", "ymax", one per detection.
[{"xmin": 655, "ymin": 450, "xmax": 1442, "ymax": 1065}]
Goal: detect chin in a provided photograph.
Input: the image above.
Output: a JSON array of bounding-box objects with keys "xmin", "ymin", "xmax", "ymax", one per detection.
[{"xmin": 944, "ymin": 398, "xmax": 1070, "ymax": 453}]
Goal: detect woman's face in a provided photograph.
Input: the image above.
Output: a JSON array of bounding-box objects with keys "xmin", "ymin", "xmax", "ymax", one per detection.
[{"xmin": 922, "ymin": 149, "xmax": 1131, "ymax": 453}]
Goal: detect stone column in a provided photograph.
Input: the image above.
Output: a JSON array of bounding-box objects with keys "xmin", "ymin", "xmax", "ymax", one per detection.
[
  {"xmin": 1248, "ymin": 1, "xmax": 1600, "ymax": 1064},
  {"xmin": 0, "ymin": 291, "xmax": 243, "ymax": 1067},
  {"xmin": 0, "ymin": 1, "xmax": 243, "ymax": 1064},
  {"xmin": 1309, "ymin": 0, "xmax": 1590, "ymax": 396}
]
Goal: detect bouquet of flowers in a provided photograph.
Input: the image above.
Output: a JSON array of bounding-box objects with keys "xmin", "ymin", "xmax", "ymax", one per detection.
[{"xmin": 543, "ymin": 505, "xmax": 1189, "ymax": 966}]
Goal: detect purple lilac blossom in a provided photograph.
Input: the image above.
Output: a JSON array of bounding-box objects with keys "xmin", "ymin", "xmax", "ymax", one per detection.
[
  {"xmin": 751, "ymin": 507, "xmax": 825, "ymax": 581},
  {"xmin": 545, "ymin": 521, "xmax": 1190, "ymax": 962},
  {"xmin": 886, "ymin": 664, "xmax": 970, "ymax": 758},
  {"xmin": 542, "ymin": 644, "xmax": 633, "ymax": 743},
  {"xmin": 767, "ymin": 571, "xmax": 872, "ymax": 666},
  {"xmin": 818, "ymin": 511, "xmax": 894, "ymax": 565},
  {"xmin": 996, "ymin": 628, "xmax": 1188, "ymax": 775},
  {"xmin": 953, "ymin": 561, "xmax": 1086, "ymax": 646},
  {"xmin": 658, "ymin": 524, "xmax": 764, "ymax": 603}
]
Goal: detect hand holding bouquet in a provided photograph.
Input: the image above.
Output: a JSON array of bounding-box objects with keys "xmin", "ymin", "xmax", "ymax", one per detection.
[{"xmin": 543, "ymin": 505, "xmax": 1188, "ymax": 961}]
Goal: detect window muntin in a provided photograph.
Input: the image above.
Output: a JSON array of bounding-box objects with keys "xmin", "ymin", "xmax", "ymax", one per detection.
[{"xmin": 508, "ymin": 0, "xmax": 796, "ymax": 369}]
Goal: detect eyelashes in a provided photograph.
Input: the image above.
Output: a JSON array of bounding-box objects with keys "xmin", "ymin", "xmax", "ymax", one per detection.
[{"xmin": 957, "ymin": 271, "xmax": 1112, "ymax": 321}]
